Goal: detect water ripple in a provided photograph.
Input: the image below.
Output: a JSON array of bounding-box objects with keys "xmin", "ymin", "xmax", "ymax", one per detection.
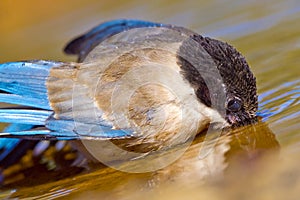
[{"xmin": 258, "ymin": 79, "xmax": 300, "ymax": 123}]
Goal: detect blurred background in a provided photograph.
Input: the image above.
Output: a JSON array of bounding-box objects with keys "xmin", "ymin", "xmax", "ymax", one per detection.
[{"xmin": 0, "ymin": 0, "xmax": 299, "ymax": 199}]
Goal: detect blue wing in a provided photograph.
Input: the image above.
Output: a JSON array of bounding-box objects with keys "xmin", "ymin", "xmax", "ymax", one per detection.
[{"xmin": 64, "ymin": 19, "xmax": 166, "ymax": 62}]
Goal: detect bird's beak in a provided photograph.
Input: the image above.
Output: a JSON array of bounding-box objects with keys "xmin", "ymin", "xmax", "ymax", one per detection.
[
  {"xmin": 227, "ymin": 114, "xmax": 239, "ymax": 125},
  {"xmin": 226, "ymin": 112, "xmax": 257, "ymax": 127}
]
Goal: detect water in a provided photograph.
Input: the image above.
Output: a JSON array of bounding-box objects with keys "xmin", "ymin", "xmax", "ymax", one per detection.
[{"xmin": 0, "ymin": 0, "xmax": 299, "ymax": 199}]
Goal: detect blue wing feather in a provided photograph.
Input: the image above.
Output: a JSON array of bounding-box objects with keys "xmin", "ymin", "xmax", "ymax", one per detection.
[
  {"xmin": 46, "ymin": 119, "xmax": 133, "ymax": 138},
  {"xmin": 0, "ymin": 129, "xmax": 132, "ymax": 140}
]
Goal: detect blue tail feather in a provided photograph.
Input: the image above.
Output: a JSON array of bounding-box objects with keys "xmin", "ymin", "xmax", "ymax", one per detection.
[
  {"xmin": 0, "ymin": 93, "xmax": 50, "ymax": 110},
  {"xmin": 46, "ymin": 119, "xmax": 133, "ymax": 139},
  {"xmin": 0, "ymin": 109, "xmax": 53, "ymax": 125},
  {"xmin": 0, "ymin": 60, "xmax": 62, "ymax": 109}
]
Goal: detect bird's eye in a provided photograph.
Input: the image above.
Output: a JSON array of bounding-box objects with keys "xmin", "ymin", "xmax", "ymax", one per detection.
[{"xmin": 226, "ymin": 98, "xmax": 242, "ymax": 112}]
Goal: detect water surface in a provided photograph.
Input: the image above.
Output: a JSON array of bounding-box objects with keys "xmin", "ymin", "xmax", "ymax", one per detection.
[{"xmin": 0, "ymin": 0, "xmax": 299, "ymax": 199}]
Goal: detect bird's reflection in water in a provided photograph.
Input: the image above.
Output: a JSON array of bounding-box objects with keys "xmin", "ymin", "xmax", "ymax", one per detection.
[
  {"xmin": 143, "ymin": 119, "xmax": 280, "ymax": 185},
  {"xmin": 2, "ymin": 119, "xmax": 279, "ymax": 199}
]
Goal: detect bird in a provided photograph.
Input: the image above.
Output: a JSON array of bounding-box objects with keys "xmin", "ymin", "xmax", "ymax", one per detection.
[{"xmin": 0, "ymin": 19, "xmax": 258, "ymax": 172}]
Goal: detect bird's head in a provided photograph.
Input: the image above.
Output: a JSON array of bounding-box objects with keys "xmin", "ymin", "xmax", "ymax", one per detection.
[{"xmin": 177, "ymin": 34, "xmax": 258, "ymax": 128}]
